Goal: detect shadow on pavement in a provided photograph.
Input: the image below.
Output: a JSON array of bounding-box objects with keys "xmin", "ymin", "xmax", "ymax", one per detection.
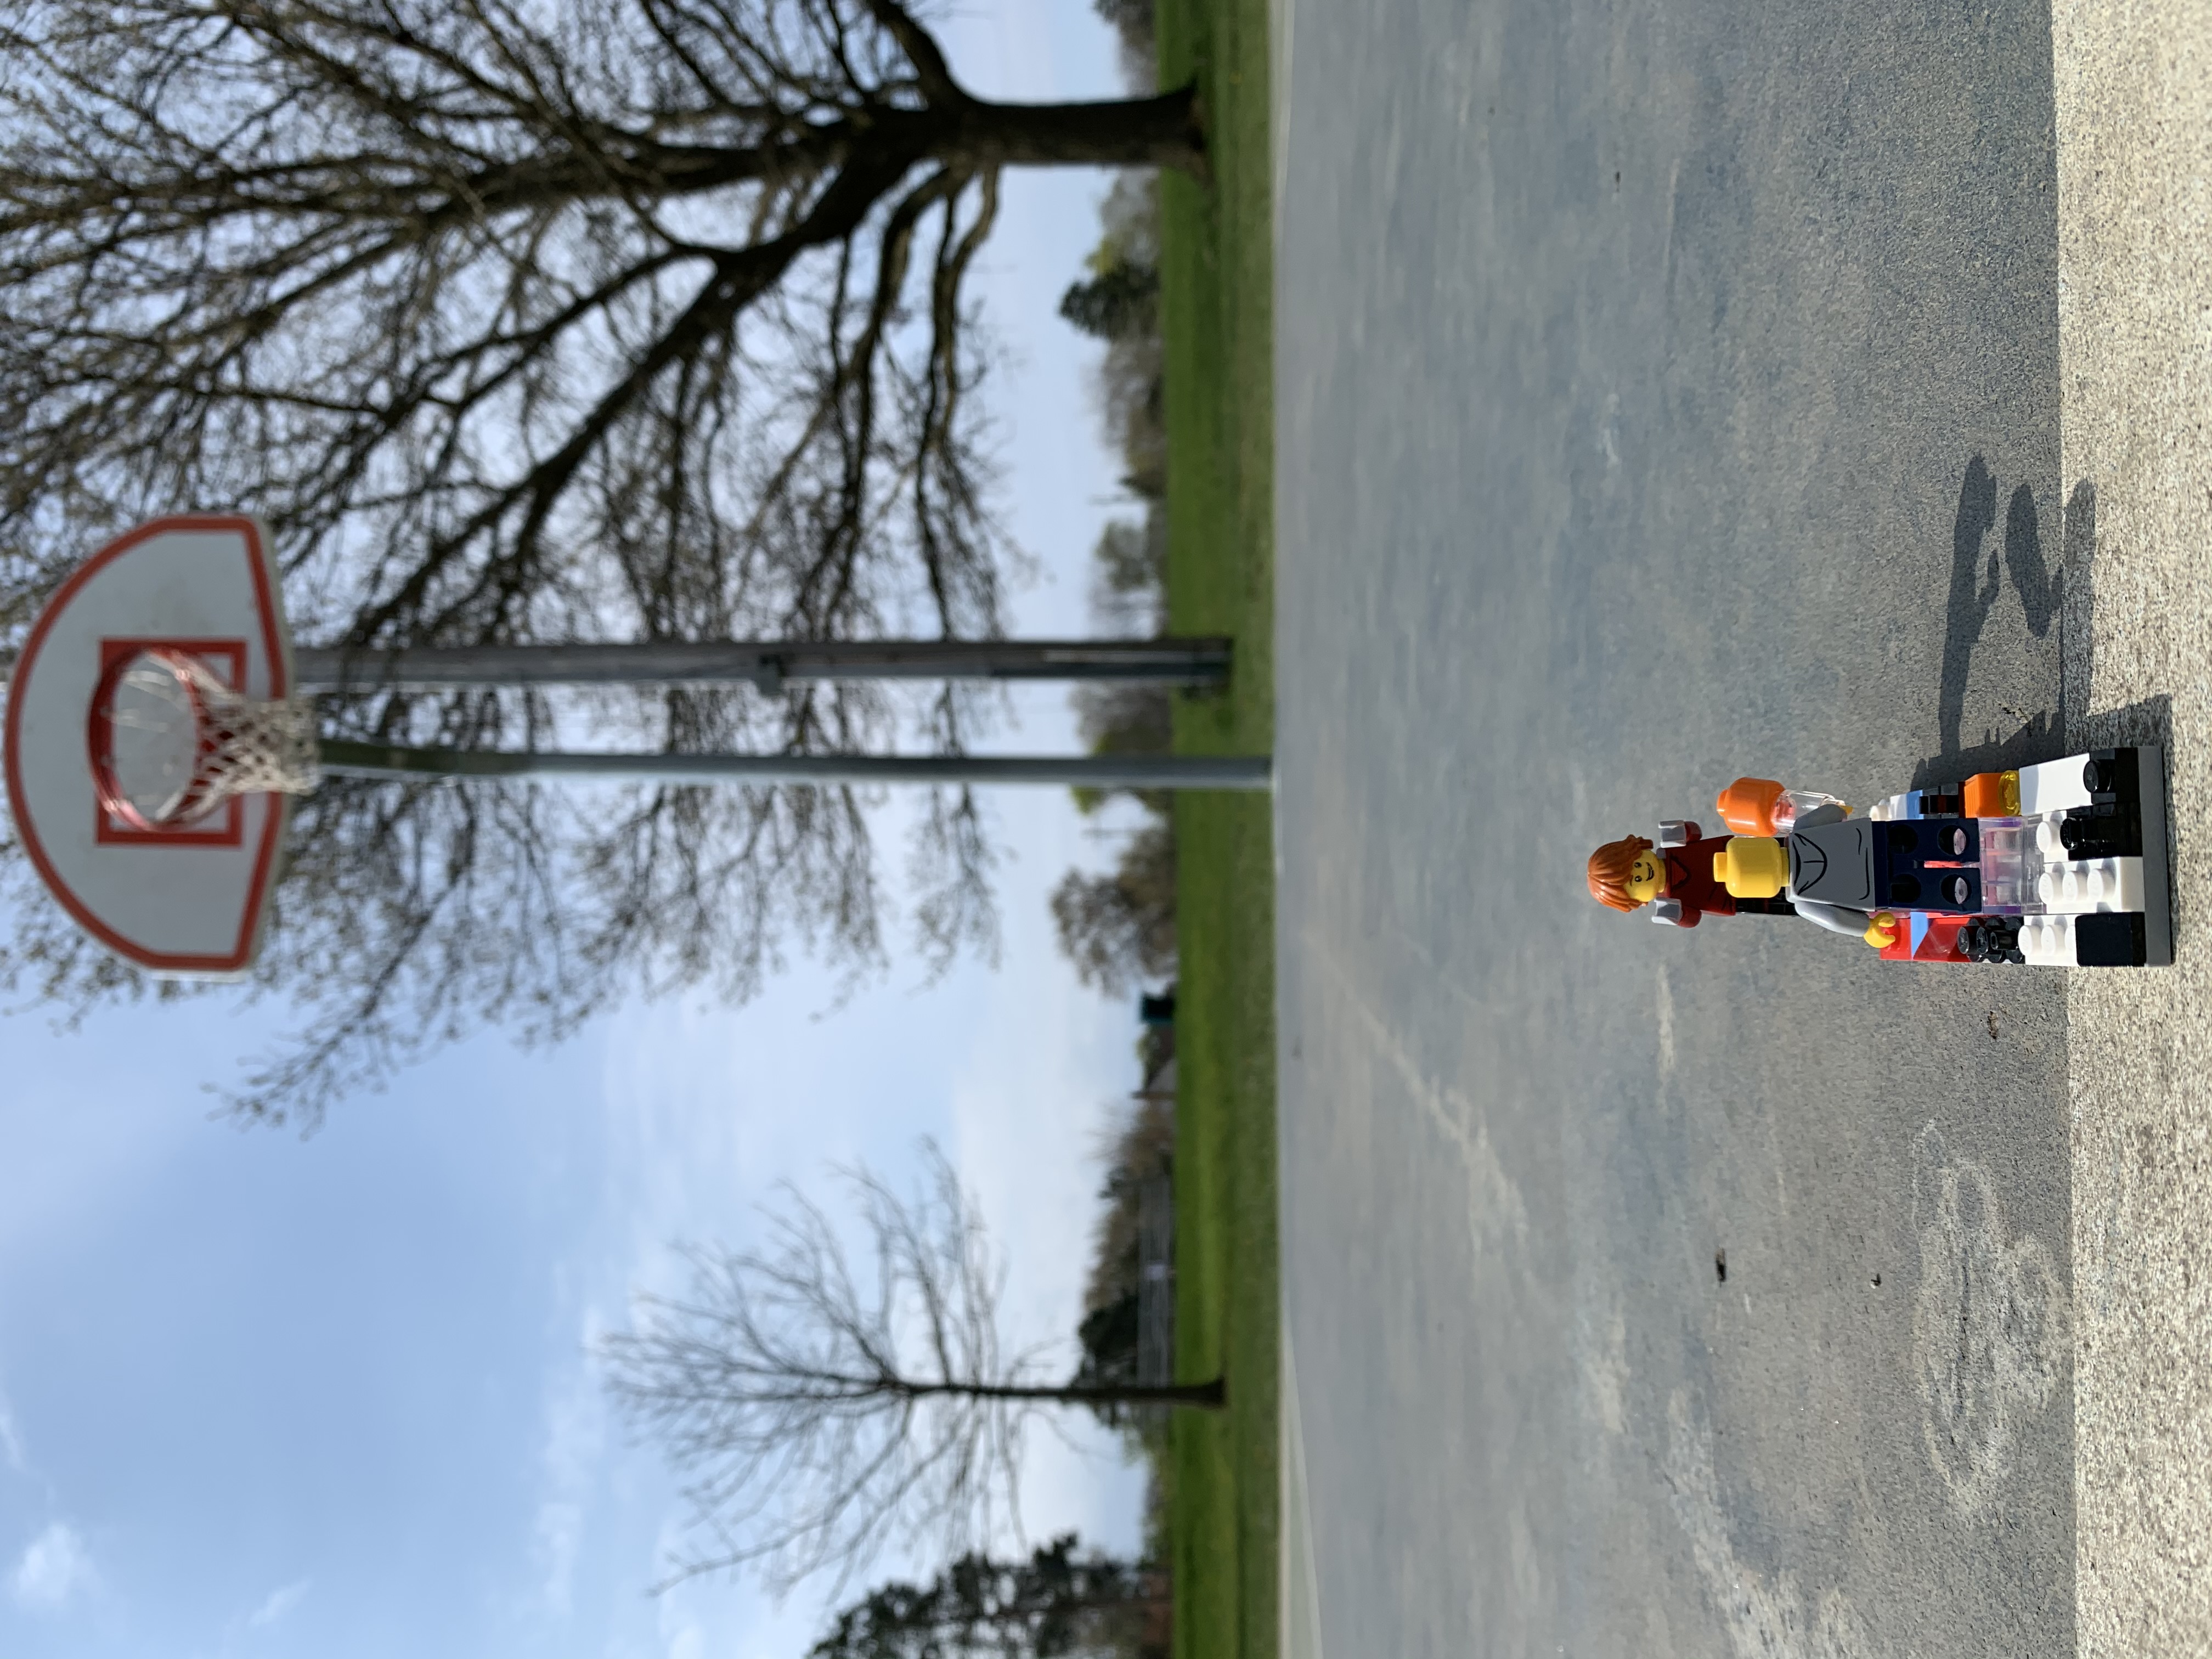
[{"xmin": 1917, "ymin": 456, "xmax": 2075, "ymax": 786}]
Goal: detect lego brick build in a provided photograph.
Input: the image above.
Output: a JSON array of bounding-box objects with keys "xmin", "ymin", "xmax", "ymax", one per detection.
[
  {"xmin": 1589, "ymin": 751, "xmax": 2173, "ymax": 968},
  {"xmin": 8, "ymin": 5, "xmax": 2212, "ymax": 1659}
]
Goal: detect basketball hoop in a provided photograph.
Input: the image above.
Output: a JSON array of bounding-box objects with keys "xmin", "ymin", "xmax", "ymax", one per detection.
[
  {"xmin": 88, "ymin": 646, "xmax": 320, "ymax": 832},
  {"xmin": 8, "ymin": 513, "xmax": 1269, "ymax": 981}
]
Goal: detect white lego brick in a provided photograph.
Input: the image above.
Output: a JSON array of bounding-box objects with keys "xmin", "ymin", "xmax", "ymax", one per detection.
[
  {"xmin": 2033, "ymin": 856, "xmax": 2144, "ymax": 915},
  {"xmin": 2018, "ymin": 754, "xmax": 2094, "ymax": 816},
  {"xmin": 2017, "ymin": 915, "xmax": 2075, "ymax": 967}
]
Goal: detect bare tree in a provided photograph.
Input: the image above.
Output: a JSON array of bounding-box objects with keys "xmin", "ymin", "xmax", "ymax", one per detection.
[
  {"xmin": 0, "ymin": 0, "xmax": 1207, "ymax": 1119},
  {"xmin": 600, "ymin": 1142, "xmax": 1221, "ymax": 1594}
]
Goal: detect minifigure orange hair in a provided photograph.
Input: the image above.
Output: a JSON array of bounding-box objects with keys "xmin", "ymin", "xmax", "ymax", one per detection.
[{"xmin": 1587, "ymin": 834, "xmax": 1654, "ymax": 912}]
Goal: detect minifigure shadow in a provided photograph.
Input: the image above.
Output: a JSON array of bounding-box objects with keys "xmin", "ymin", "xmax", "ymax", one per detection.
[
  {"xmin": 1908, "ymin": 461, "xmax": 2175, "ymax": 933},
  {"xmin": 1911, "ymin": 462, "xmax": 2084, "ymax": 788},
  {"xmin": 2042, "ymin": 478, "xmax": 2172, "ymax": 762}
]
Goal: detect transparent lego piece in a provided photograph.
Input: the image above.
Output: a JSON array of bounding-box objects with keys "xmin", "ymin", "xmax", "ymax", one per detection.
[
  {"xmin": 1972, "ymin": 817, "xmax": 2038, "ymax": 911},
  {"xmin": 1769, "ymin": 789, "xmax": 1848, "ymax": 834}
]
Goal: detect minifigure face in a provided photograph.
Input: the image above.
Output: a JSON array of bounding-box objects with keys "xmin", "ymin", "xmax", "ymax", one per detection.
[{"xmin": 1627, "ymin": 849, "xmax": 1665, "ymax": 904}]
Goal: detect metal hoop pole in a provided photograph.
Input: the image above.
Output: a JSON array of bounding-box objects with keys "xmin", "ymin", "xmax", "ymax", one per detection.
[
  {"xmin": 290, "ymin": 638, "xmax": 1232, "ymax": 696},
  {"xmin": 317, "ymin": 741, "xmax": 1272, "ymax": 792}
]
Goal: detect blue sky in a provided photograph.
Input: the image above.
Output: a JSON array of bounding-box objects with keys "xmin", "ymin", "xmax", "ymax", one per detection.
[{"xmin": 0, "ymin": 5, "xmax": 1158, "ymax": 1655}]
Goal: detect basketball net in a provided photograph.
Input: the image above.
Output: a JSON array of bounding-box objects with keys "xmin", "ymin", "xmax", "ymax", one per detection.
[{"xmin": 91, "ymin": 647, "xmax": 321, "ymax": 831}]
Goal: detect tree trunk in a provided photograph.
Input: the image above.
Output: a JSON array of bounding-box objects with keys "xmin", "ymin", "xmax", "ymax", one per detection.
[{"xmin": 950, "ymin": 83, "xmax": 1207, "ymax": 176}]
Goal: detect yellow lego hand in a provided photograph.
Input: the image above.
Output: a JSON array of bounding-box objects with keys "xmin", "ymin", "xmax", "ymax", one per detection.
[{"xmin": 1863, "ymin": 911, "xmax": 1899, "ymax": 950}]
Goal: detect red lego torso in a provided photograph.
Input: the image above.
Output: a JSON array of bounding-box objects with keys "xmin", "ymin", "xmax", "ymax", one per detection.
[{"xmin": 1662, "ymin": 832, "xmax": 1737, "ymax": 926}]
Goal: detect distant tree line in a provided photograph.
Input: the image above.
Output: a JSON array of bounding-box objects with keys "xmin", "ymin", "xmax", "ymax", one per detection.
[
  {"xmin": 1048, "ymin": 2, "xmax": 1182, "ymax": 1601},
  {"xmin": 1048, "ymin": 33, "xmax": 1177, "ymax": 1003},
  {"xmin": 811, "ymin": 1534, "xmax": 1166, "ymax": 1659}
]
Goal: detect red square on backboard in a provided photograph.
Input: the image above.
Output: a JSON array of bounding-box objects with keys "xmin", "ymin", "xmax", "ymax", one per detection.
[{"xmin": 93, "ymin": 638, "xmax": 247, "ymax": 847}]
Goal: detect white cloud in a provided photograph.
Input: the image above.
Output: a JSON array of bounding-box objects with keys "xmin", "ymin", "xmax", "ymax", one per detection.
[
  {"xmin": 530, "ymin": 1329, "xmax": 610, "ymax": 1619},
  {"xmin": 534, "ymin": 1498, "xmax": 585, "ymax": 1618},
  {"xmin": 0, "ymin": 1392, "xmax": 26, "ymax": 1475},
  {"xmin": 246, "ymin": 1579, "xmax": 309, "ymax": 1628},
  {"xmin": 10, "ymin": 1521, "xmax": 95, "ymax": 1610}
]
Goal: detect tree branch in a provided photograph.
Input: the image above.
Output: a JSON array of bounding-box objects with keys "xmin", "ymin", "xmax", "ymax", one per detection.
[{"xmin": 857, "ymin": 0, "xmax": 962, "ymax": 105}]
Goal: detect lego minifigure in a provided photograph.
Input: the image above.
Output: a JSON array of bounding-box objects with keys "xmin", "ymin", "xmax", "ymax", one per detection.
[{"xmin": 1587, "ymin": 820, "xmax": 1875, "ymax": 940}]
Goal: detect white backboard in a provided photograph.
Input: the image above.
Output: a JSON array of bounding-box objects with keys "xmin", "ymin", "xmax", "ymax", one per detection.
[{"xmin": 4, "ymin": 517, "xmax": 295, "ymax": 978}]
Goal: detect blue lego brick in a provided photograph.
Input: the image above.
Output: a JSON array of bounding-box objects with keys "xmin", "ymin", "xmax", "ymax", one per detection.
[{"xmin": 1871, "ymin": 816, "xmax": 1982, "ymax": 913}]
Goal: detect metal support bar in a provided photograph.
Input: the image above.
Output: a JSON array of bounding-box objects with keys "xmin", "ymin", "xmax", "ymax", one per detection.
[
  {"xmin": 290, "ymin": 638, "xmax": 1232, "ymax": 693},
  {"xmin": 317, "ymin": 741, "xmax": 1272, "ymax": 792}
]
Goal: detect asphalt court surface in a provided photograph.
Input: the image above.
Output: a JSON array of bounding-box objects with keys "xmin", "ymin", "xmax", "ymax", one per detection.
[{"xmin": 1273, "ymin": 3, "xmax": 2086, "ymax": 1655}]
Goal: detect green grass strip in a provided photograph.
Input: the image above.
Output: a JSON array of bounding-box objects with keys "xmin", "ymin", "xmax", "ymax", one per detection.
[{"xmin": 1158, "ymin": 0, "xmax": 1278, "ymax": 1650}]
